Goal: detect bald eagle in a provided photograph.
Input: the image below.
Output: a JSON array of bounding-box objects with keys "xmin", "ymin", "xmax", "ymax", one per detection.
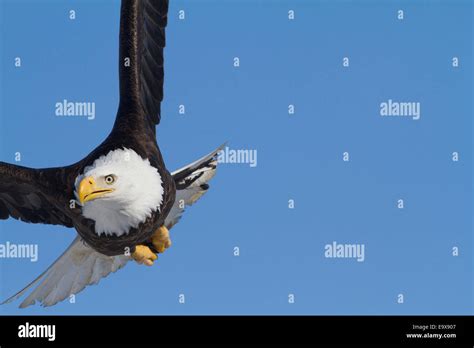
[{"xmin": 0, "ymin": 0, "xmax": 223, "ymax": 308}]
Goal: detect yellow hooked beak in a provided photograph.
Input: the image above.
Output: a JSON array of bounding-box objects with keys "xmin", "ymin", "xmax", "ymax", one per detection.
[{"xmin": 78, "ymin": 176, "xmax": 114, "ymax": 205}]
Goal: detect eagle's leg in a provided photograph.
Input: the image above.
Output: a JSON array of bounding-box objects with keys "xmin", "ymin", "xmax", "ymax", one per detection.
[
  {"xmin": 131, "ymin": 226, "xmax": 170, "ymax": 266},
  {"xmin": 151, "ymin": 225, "xmax": 171, "ymax": 253},
  {"xmin": 132, "ymin": 245, "xmax": 157, "ymax": 266}
]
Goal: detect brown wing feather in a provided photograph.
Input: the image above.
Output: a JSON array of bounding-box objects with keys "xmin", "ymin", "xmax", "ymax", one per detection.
[
  {"xmin": 0, "ymin": 162, "xmax": 76, "ymax": 227},
  {"xmin": 114, "ymin": 0, "xmax": 169, "ymax": 133}
]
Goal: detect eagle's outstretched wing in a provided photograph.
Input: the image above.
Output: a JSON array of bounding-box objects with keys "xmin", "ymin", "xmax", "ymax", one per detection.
[
  {"xmin": 2, "ymin": 145, "xmax": 223, "ymax": 308},
  {"xmin": 1, "ymin": 237, "xmax": 130, "ymax": 308},
  {"xmin": 0, "ymin": 162, "xmax": 75, "ymax": 227},
  {"xmin": 114, "ymin": 0, "xmax": 169, "ymax": 133},
  {"xmin": 165, "ymin": 144, "xmax": 225, "ymax": 229}
]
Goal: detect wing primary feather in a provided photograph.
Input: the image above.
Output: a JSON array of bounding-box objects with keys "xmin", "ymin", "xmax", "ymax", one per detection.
[
  {"xmin": 165, "ymin": 144, "xmax": 225, "ymax": 229},
  {"xmin": 2, "ymin": 237, "xmax": 130, "ymax": 308}
]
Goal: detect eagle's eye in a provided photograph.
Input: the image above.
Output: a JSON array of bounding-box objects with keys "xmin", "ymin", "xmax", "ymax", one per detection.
[{"xmin": 104, "ymin": 175, "xmax": 116, "ymax": 185}]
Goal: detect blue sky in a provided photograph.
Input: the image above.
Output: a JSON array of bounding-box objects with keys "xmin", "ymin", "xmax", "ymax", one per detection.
[{"xmin": 0, "ymin": 0, "xmax": 472, "ymax": 315}]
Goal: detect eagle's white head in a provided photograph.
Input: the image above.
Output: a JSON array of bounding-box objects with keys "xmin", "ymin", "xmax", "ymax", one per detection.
[{"xmin": 74, "ymin": 148, "xmax": 163, "ymax": 236}]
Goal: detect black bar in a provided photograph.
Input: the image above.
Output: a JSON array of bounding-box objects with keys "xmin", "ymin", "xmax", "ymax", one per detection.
[{"xmin": 0, "ymin": 315, "xmax": 472, "ymax": 346}]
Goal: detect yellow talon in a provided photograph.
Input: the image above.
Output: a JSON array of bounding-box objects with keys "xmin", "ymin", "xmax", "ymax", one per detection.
[
  {"xmin": 152, "ymin": 225, "xmax": 171, "ymax": 254},
  {"xmin": 132, "ymin": 245, "xmax": 157, "ymax": 266},
  {"xmin": 131, "ymin": 226, "xmax": 171, "ymax": 266}
]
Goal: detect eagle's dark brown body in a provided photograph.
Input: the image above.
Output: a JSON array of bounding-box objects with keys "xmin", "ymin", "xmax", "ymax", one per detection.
[
  {"xmin": 0, "ymin": 0, "xmax": 177, "ymax": 256},
  {"xmin": 70, "ymin": 129, "xmax": 176, "ymax": 256}
]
